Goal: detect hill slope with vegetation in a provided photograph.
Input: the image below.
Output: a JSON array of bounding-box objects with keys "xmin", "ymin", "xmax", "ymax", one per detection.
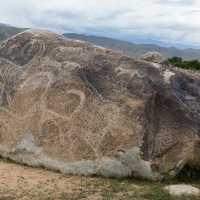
[
  {"xmin": 168, "ymin": 56, "xmax": 200, "ymax": 70},
  {"xmin": 1, "ymin": 27, "xmax": 200, "ymax": 61},
  {"xmin": 63, "ymin": 33, "xmax": 200, "ymax": 60}
]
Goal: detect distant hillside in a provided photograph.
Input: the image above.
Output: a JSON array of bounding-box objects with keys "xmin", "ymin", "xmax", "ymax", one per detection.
[
  {"xmin": 0, "ymin": 27, "xmax": 27, "ymax": 43},
  {"xmin": 63, "ymin": 33, "xmax": 200, "ymax": 60},
  {"xmin": 0, "ymin": 23, "xmax": 12, "ymax": 28},
  {"xmin": 1, "ymin": 27, "xmax": 200, "ymax": 61},
  {"xmin": 119, "ymin": 36, "xmax": 200, "ymax": 50}
]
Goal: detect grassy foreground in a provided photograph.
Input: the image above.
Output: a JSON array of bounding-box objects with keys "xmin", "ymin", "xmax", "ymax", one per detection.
[{"xmin": 0, "ymin": 158, "xmax": 200, "ymax": 200}]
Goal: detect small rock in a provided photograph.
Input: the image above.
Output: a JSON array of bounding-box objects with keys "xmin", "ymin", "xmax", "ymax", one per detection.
[{"xmin": 165, "ymin": 184, "xmax": 200, "ymax": 196}]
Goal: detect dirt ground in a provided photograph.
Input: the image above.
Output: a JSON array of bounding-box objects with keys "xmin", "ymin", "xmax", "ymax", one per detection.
[
  {"xmin": 0, "ymin": 158, "xmax": 200, "ymax": 200},
  {"xmin": 0, "ymin": 158, "xmax": 144, "ymax": 200}
]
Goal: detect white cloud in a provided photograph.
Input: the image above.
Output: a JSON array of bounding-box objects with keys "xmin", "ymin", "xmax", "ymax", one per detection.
[
  {"xmin": 153, "ymin": 0, "xmax": 197, "ymax": 6},
  {"xmin": 0, "ymin": 0, "xmax": 200, "ymax": 45}
]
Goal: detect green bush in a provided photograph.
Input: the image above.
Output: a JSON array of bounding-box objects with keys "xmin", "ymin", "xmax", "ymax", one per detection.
[
  {"xmin": 167, "ymin": 57, "xmax": 200, "ymax": 70},
  {"xmin": 175, "ymin": 157, "xmax": 200, "ymax": 182}
]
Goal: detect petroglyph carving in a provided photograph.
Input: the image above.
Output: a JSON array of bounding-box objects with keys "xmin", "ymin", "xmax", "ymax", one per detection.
[
  {"xmin": 38, "ymin": 60, "xmax": 62, "ymax": 72},
  {"xmin": 20, "ymin": 72, "xmax": 53, "ymax": 91},
  {"xmin": 36, "ymin": 89, "xmax": 86, "ymax": 145},
  {"xmin": 0, "ymin": 30, "xmax": 199, "ymax": 180},
  {"xmin": 78, "ymin": 104, "xmax": 120, "ymax": 157},
  {"xmin": 45, "ymin": 89, "xmax": 85, "ymax": 120},
  {"xmin": 21, "ymin": 40, "xmax": 45, "ymax": 59},
  {"xmin": 63, "ymin": 61, "xmax": 81, "ymax": 71},
  {"xmin": 38, "ymin": 59, "xmax": 81, "ymax": 73},
  {"xmin": 57, "ymin": 46, "xmax": 83, "ymax": 60},
  {"xmin": 115, "ymin": 64, "xmax": 146, "ymax": 79},
  {"xmin": 0, "ymin": 57, "xmax": 85, "ymax": 145},
  {"xmin": 0, "ymin": 58, "xmax": 19, "ymax": 79},
  {"xmin": 20, "ymin": 39, "xmax": 45, "ymax": 68}
]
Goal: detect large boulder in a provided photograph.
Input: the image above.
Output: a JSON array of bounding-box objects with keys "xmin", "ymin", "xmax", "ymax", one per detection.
[{"xmin": 0, "ymin": 30, "xmax": 199, "ymax": 180}]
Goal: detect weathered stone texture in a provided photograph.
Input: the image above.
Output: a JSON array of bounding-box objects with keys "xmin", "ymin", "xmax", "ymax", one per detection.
[
  {"xmin": 0, "ymin": 30, "xmax": 199, "ymax": 179},
  {"xmin": 165, "ymin": 184, "xmax": 200, "ymax": 196}
]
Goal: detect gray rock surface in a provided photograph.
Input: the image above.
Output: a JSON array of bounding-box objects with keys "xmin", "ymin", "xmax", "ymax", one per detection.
[
  {"xmin": 138, "ymin": 51, "xmax": 167, "ymax": 63},
  {"xmin": 165, "ymin": 184, "xmax": 200, "ymax": 196},
  {"xmin": 0, "ymin": 29, "xmax": 199, "ymax": 180}
]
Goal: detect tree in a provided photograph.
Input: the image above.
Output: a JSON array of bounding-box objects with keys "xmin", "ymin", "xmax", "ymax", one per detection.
[
  {"xmin": 168, "ymin": 56, "xmax": 183, "ymax": 64},
  {"xmin": 167, "ymin": 57, "xmax": 200, "ymax": 70}
]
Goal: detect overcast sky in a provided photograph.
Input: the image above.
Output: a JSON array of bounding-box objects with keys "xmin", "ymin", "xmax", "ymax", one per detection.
[{"xmin": 0, "ymin": 0, "xmax": 200, "ymax": 45}]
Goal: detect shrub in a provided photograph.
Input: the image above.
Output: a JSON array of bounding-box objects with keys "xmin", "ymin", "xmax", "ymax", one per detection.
[{"xmin": 167, "ymin": 57, "xmax": 200, "ymax": 70}]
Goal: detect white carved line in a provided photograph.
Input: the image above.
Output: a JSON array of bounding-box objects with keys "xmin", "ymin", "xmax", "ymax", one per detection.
[
  {"xmin": 115, "ymin": 65, "xmax": 146, "ymax": 79},
  {"xmin": 21, "ymin": 40, "xmax": 45, "ymax": 68},
  {"xmin": 63, "ymin": 61, "xmax": 82, "ymax": 71}
]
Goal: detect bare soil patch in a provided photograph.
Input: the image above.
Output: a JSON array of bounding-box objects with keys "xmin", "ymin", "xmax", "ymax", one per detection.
[
  {"xmin": 0, "ymin": 158, "xmax": 200, "ymax": 200},
  {"xmin": 0, "ymin": 159, "xmax": 143, "ymax": 199}
]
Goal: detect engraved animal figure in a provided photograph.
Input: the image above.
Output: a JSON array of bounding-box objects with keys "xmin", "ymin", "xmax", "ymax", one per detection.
[
  {"xmin": 18, "ymin": 73, "xmax": 85, "ymax": 145},
  {"xmin": 0, "ymin": 38, "xmax": 85, "ymax": 147},
  {"xmin": 38, "ymin": 60, "xmax": 82, "ymax": 75},
  {"xmin": 38, "ymin": 60, "xmax": 62, "ymax": 72},
  {"xmin": 0, "ymin": 58, "xmax": 24, "ymax": 109},
  {"xmin": 21, "ymin": 40, "xmax": 45, "ymax": 67},
  {"xmin": 0, "ymin": 40, "xmax": 46, "ymax": 107},
  {"xmin": 38, "ymin": 89, "xmax": 85, "ymax": 145},
  {"xmin": 115, "ymin": 65, "xmax": 146, "ymax": 79},
  {"xmin": 57, "ymin": 47, "xmax": 83, "ymax": 60},
  {"xmin": 0, "ymin": 67, "xmax": 86, "ymax": 146},
  {"xmin": 63, "ymin": 61, "xmax": 81, "ymax": 71},
  {"xmin": 0, "ymin": 58, "xmax": 18, "ymax": 81}
]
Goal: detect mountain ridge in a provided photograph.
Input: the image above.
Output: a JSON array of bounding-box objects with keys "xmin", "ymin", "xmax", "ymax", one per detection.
[
  {"xmin": 0, "ymin": 27, "xmax": 27, "ymax": 43},
  {"xmin": 117, "ymin": 36, "xmax": 200, "ymax": 50},
  {"xmin": 0, "ymin": 26, "xmax": 200, "ymax": 60},
  {"xmin": 63, "ymin": 33, "xmax": 200, "ymax": 60},
  {"xmin": 0, "ymin": 23, "xmax": 12, "ymax": 28}
]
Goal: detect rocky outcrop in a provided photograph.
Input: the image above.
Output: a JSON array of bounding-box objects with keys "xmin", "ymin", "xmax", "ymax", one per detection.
[
  {"xmin": 0, "ymin": 30, "xmax": 199, "ymax": 180},
  {"xmin": 138, "ymin": 51, "xmax": 167, "ymax": 63}
]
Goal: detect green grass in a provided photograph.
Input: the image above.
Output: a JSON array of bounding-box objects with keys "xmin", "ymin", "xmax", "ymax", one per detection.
[
  {"xmin": 176, "ymin": 158, "xmax": 200, "ymax": 182},
  {"xmin": 142, "ymin": 185, "xmax": 200, "ymax": 200},
  {"xmin": 0, "ymin": 157, "xmax": 200, "ymax": 199}
]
